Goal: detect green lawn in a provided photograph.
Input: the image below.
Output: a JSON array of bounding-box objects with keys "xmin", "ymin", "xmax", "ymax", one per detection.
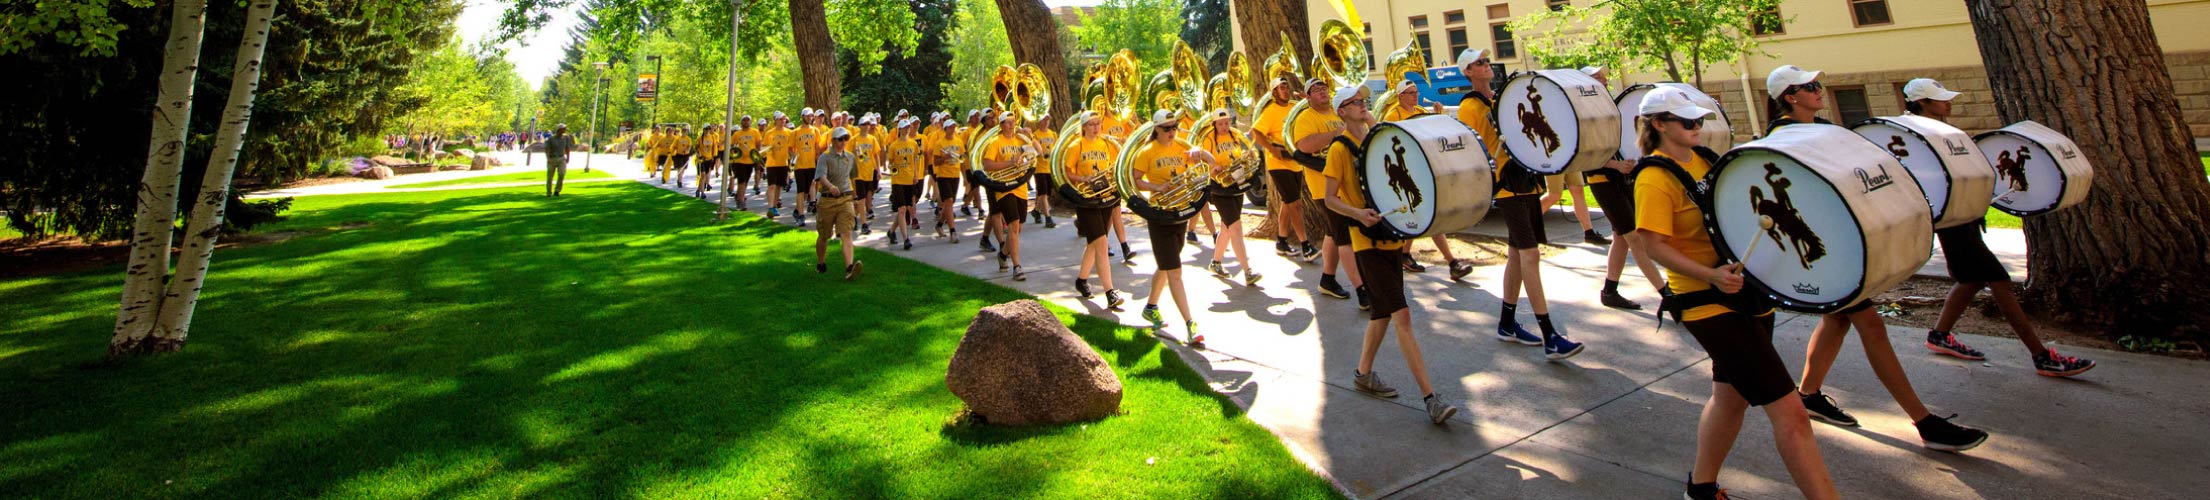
[
  {"xmin": 387, "ymin": 169, "xmax": 614, "ymax": 189},
  {"xmin": 0, "ymin": 182, "xmax": 1338, "ymax": 499}
]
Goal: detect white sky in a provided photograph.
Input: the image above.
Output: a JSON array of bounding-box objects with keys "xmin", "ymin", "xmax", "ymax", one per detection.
[{"xmin": 458, "ymin": 0, "xmax": 1105, "ymax": 91}]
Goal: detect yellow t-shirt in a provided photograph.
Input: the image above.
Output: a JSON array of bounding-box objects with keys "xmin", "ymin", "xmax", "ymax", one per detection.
[
  {"xmin": 1030, "ymin": 128, "xmax": 1058, "ymax": 175},
  {"xmin": 1067, "ymin": 136, "xmax": 1119, "ymax": 182},
  {"xmin": 850, "ymin": 132, "xmax": 881, "ymax": 181},
  {"xmin": 983, "ymin": 134, "xmax": 1031, "ymax": 200},
  {"xmin": 928, "ymin": 127, "xmax": 966, "ymax": 179},
  {"xmin": 1633, "ymin": 149, "xmax": 1768, "ymax": 321},
  {"xmin": 1102, "ymin": 115, "xmax": 1134, "ymax": 141},
  {"xmin": 761, "ymin": 127, "xmax": 792, "ymax": 167},
  {"xmin": 1383, "ymin": 103, "xmax": 1423, "ymax": 122},
  {"xmin": 1326, "ymin": 138, "xmax": 1407, "ymax": 251},
  {"xmin": 699, "ymin": 130, "xmax": 724, "ymax": 158},
  {"xmin": 792, "ymin": 125, "xmax": 822, "ymax": 170},
  {"xmin": 888, "ymin": 134, "xmax": 923, "ymax": 185},
  {"xmin": 1291, "ymin": 107, "xmax": 1346, "ymax": 200},
  {"xmin": 1132, "ymin": 139, "xmax": 1198, "ymax": 190},
  {"xmin": 668, "ymin": 134, "xmax": 694, "ymax": 155},
  {"xmin": 728, "ymin": 129, "xmax": 760, "ymax": 164},
  {"xmin": 1253, "ymin": 102, "xmax": 1297, "ymax": 172},
  {"xmin": 1197, "ymin": 129, "xmax": 1248, "ymax": 187},
  {"xmin": 1457, "ymin": 93, "xmax": 1534, "ymax": 199}
]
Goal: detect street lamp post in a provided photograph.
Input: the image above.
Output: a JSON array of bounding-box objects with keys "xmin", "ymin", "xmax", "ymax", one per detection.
[
  {"xmin": 588, "ymin": 61, "xmax": 609, "ymax": 172},
  {"xmin": 646, "ymin": 55, "xmax": 662, "ymax": 136}
]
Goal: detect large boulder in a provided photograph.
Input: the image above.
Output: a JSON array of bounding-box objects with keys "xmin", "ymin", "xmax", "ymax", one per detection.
[
  {"xmin": 362, "ymin": 166, "xmax": 395, "ymax": 179},
  {"xmin": 945, "ymin": 300, "xmax": 1121, "ymax": 426}
]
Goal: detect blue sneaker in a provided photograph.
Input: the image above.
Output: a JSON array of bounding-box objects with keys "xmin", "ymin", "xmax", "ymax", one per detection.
[
  {"xmin": 1497, "ymin": 322, "xmax": 1542, "ymax": 345},
  {"xmin": 1544, "ymin": 332, "xmax": 1585, "ymax": 361}
]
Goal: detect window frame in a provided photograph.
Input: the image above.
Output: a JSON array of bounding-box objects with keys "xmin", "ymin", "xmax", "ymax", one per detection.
[
  {"xmin": 1546, "ymin": 0, "xmax": 1570, "ymax": 12},
  {"xmin": 1849, "ymin": 0, "xmax": 1893, "ymax": 28},
  {"xmin": 1830, "ymin": 85, "xmax": 1872, "ymax": 125},
  {"xmin": 1486, "ymin": 4, "xmax": 1509, "ymax": 20},
  {"xmin": 1447, "ymin": 27, "xmax": 1470, "ymax": 61},
  {"xmin": 1490, "ymin": 23, "xmax": 1516, "ymax": 59},
  {"xmin": 1444, "ymin": 10, "xmax": 1465, "ymax": 25},
  {"xmin": 1753, "ymin": 7, "xmax": 1786, "ymax": 36},
  {"xmin": 1409, "ymin": 15, "xmax": 1429, "ymax": 30}
]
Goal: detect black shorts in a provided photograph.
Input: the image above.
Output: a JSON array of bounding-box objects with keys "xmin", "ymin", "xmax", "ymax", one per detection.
[
  {"xmin": 765, "ymin": 166, "xmax": 791, "ymax": 187},
  {"xmin": 1327, "ymin": 211, "xmax": 1354, "ymax": 243},
  {"xmin": 1588, "ymin": 178, "xmax": 1636, "ymax": 236},
  {"xmin": 992, "ymin": 196, "xmax": 1029, "ymax": 224},
  {"xmin": 1268, "ymin": 169, "xmax": 1305, "ymax": 203},
  {"xmin": 1077, "ymin": 206, "xmax": 1113, "ymax": 241},
  {"xmin": 794, "ymin": 168, "xmax": 817, "ymax": 192},
  {"xmin": 1937, "ymin": 221, "xmax": 2011, "ymax": 283},
  {"xmin": 934, "ymin": 177, "xmax": 960, "ymax": 203},
  {"xmin": 733, "ymin": 163, "xmax": 756, "ymax": 182},
  {"xmin": 1355, "ymin": 249, "xmax": 1410, "ymax": 320},
  {"xmin": 1682, "ymin": 312, "xmax": 1794, "ymax": 406},
  {"xmin": 1208, "ymin": 194, "xmax": 1243, "ymax": 226},
  {"xmin": 1149, "ymin": 221, "xmax": 1188, "ymax": 270},
  {"xmin": 671, "ymin": 154, "xmax": 692, "ymax": 168},
  {"xmin": 891, "ymin": 183, "xmax": 919, "ymax": 209},
  {"xmin": 857, "ymin": 178, "xmax": 880, "ymax": 199},
  {"xmin": 1497, "ymin": 195, "xmax": 1547, "ymax": 249},
  {"xmin": 1033, "ymin": 173, "xmax": 1055, "ymax": 194}
]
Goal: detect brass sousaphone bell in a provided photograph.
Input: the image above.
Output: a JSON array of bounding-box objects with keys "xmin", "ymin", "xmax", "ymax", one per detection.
[
  {"xmin": 970, "ymin": 64, "xmax": 1053, "ymax": 193},
  {"xmin": 1374, "ymin": 38, "xmax": 1437, "ymax": 120},
  {"xmin": 1281, "ymin": 20, "xmax": 1367, "ymax": 166},
  {"xmin": 1199, "ymin": 52, "xmax": 1263, "ymax": 192}
]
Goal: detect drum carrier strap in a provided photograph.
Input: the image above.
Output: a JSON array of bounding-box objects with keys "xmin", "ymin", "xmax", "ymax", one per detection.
[{"xmin": 1630, "ymin": 146, "xmax": 1776, "ymax": 327}]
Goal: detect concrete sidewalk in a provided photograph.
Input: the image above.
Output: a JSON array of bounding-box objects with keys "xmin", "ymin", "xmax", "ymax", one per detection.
[{"xmin": 619, "ymin": 158, "xmax": 2200, "ymax": 499}]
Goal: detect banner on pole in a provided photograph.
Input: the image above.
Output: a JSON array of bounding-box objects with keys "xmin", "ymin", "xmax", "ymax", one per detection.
[{"xmin": 635, "ymin": 73, "xmax": 659, "ymax": 102}]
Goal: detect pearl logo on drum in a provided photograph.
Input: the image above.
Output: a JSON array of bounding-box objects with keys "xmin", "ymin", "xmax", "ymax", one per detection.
[
  {"xmin": 1855, "ymin": 164, "xmax": 1896, "ymax": 193},
  {"xmin": 1575, "ymin": 85, "xmax": 1600, "ymax": 97},
  {"xmin": 1437, "ymin": 136, "xmax": 1466, "ymax": 152},
  {"xmin": 1943, "ymin": 137, "xmax": 1971, "ymax": 156}
]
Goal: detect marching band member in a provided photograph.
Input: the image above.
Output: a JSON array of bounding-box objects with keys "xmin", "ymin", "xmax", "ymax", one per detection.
[
  {"xmin": 851, "ymin": 115, "xmax": 884, "ymax": 235},
  {"xmin": 1457, "ymin": 48, "xmax": 1584, "ymax": 360},
  {"xmin": 888, "ymin": 116, "xmax": 925, "ymax": 250},
  {"xmin": 666, "ymin": 125, "xmax": 694, "ymax": 189},
  {"xmin": 1578, "ymin": 67, "xmax": 1669, "ymax": 311},
  {"xmin": 790, "ymin": 109, "xmax": 827, "ymax": 227},
  {"xmin": 763, "ymin": 112, "xmax": 794, "ymax": 218},
  {"xmin": 694, "ymin": 123, "xmax": 723, "ymax": 198},
  {"xmin": 1133, "ymin": 109, "xmax": 1218, "ymax": 345},
  {"xmin": 1253, "ymin": 76, "xmax": 1317, "ymax": 261},
  {"xmin": 1195, "ymin": 108, "xmax": 1261, "ymax": 287},
  {"xmin": 928, "ymin": 115, "xmax": 967, "ymax": 244},
  {"xmin": 729, "ymin": 116, "xmax": 761, "ymax": 209},
  {"xmin": 1029, "ymin": 119, "xmax": 1060, "ymax": 229},
  {"xmin": 981, "ymin": 111, "xmax": 1036, "ymax": 281},
  {"xmin": 1379, "ymin": 79, "xmax": 1472, "ymax": 280},
  {"xmin": 1067, "ymin": 113, "xmax": 1126, "ymax": 310},
  {"xmin": 1291, "ymin": 77, "xmax": 1365, "ymax": 309}
]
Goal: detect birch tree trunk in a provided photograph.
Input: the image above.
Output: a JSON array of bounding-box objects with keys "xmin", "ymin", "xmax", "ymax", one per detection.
[
  {"xmin": 150, "ymin": 0, "xmax": 281, "ymax": 347},
  {"xmin": 1965, "ymin": 0, "xmax": 2210, "ymax": 334},
  {"xmin": 112, "ymin": 0, "xmax": 210, "ymax": 356}
]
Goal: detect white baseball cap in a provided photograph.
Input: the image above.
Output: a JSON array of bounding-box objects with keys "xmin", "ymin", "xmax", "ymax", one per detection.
[
  {"xmin": 831, "ymin": 127, "xmax": 851, "ymax": 140},
  {"xmin": 897, "ymin": 117, "xmax": 917, "ymax": 128},
  {"xmin": 1150, "ymin": 109, "xmax": 1179, "ymax": 127},
  {"xmin": 1638, "ymin": 86, "xmax": 1715, "ymax": 120},
  {"xmin": 1081, "ymin": 111, "xmax": 1103, "ymax": 125},
  {"xmin": 1764, "ymin": 65, "xmax": 1821, "ymax": 99},
  {"xmin": 1579, "ymin": 66, "xmax": 1605, "ymax": 77},
  {"xmin": 1332, "ymin": 84, "xmax": 1369, "ymax": 110},
  {"xmin": 1456, "ymin": 49, "xmax": 1489, "ymax": 69},
  {"xmin": 772, "ymin": 111, "xmax": 788, "ymax": 120},
  {"xmin": 998, "ymin": 111, "xmax": 1017, "ymax": 123},
  {"xmin": 1209, "ymin": 108, "xmax": 1233, "ymax": 122},
  {"xmin": 1396, "ymin": 79, "xmax": 1418, "ymax": 92},
  {"xmin": 1902, "ymin": 78, "xmax": 1961, "ymax": 102}
]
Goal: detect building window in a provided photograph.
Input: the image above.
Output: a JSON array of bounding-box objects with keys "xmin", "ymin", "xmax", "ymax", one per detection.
[
  {"xmin": 1491, "ymin": 23, "xmax": 1516, "ymax": 59},
  {"xmin": 1547, "ymin": 0, "xmax": 1570, "ymax": 11},
  {"xmin": 1850, "ymin": 0, "xmax": 1892, "ymax": 27},
  {"xmin": 1487, "ymin": 4, "xmax": 1509, "ymax": 20},
  {"xmin": 1753, "ymin": 7, "xmax": 1785, "ymax": 35},
  {"xmin": 1415, "ymin": 32, "xmax": 1435, "ymax": 66},
  {"xmin": 1445, "ymin": 10, "xmax": 1465, "ymax": 25},
  {"xmin": 1833, "ymin": 86, "xmax": 1871, "ymax": 125},
  {"xmin": 1448, "ymin": 28, "xmax": 1469, "ymax": 61},
  {"xmin": 1410, "ymin": 15, "xmax": 1428, "ymax": 29},
  {"xmin": 1365, "ymin": 39, "xmax": 1376, "ymax": 70}
]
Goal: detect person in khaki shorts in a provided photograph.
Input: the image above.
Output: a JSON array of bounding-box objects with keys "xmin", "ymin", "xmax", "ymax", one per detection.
[{"xmin": 814, "ymin": 127, "xmax": 863, "ymax": 280}]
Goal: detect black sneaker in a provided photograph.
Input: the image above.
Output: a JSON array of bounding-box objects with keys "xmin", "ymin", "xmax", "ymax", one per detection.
[
  {"xmin": 1800, "ymin": 391, "xmax": 1859, "ymax": 427},
  {"xmin": 1925, "ymin": 330, "xmax": 1986, "ymax": 361},
  {"xmin": 1208, "ymin": 260, "xmax": 1228, "ymax": 278},
  {"xmin": 1300, "ymin": 245, "xmax": 1321, "ymax": 263},
  {"xmin": 2033, "ymin": 349, "xmax": 2096, "ymax": 377},
  {"xmin": 1601, "ymin": 289, "xmax": 1644, "ymax": 310},
  {"xmin": 844, "ymin": 261, "xmax": 863, "ymax": 281},
  {"xmin": 1584, "ymin": 229, "xmax": 1611, "ymax": 245},
  {"xmin": 1403, "ymin": 259, "xmax": 1427, "ymax": 273},
  {"xmin": 816, "ymin": 262, "xmax": 829, "ymax": 274},
  {"xmin": 1356, "ymin": 286, "xmax": 1371, "ymax": 311},
  {"xmin": 1186, "ymin": 231, "xmax": 1200, "ymax": 243},
  {"xmin": 1318, "ymin": 280, "xmax": 1350, "ymax": 299},
  {"xmin": 903, "ymin": 240, "xmax": 913, "ymax": 251},
  {"xmin": 960, "ymin": 205, "xmax": 972, "ymax": 217},
  {"xmin": 889, "ymin": 232, "xmax": 899, "ymax": 245},
  {"xmin": 1275, "ymin": 240, "xmax": 1293, "ymax": 255},
  {"xmin": 1684, "ymin": 481, "xmax": 1731, "ymax": 500},
  {"xmin": 1044, "ymin": 217, "xmax": 1057, "ymax": 229},
  {"xmin": 1076, "ymin": 278, "xmax": 1094, "ymax": 298},
  {"xmin": 1915, "ymin": 414, "xmax": 1989, "ymax": 452},
  {"xmin": 1104, "ymin": 289, "xmax": 1125, "ymax": 310},
  {"xmin": 1448, "ymin": 259, "xmax": 1474, "ymax": 281},
  {"xmin": 998, "ymin": 252, "xmax": 1010, "ymax": 271},
  {"xmin": 1031, "ymin": 210, "xmax": 1043, "ymax": 224},
  {"xmin": 981, "ymin": 237, "xmax": 997, "ymax": 253},
  {"xmin": 860, "ymin": 223, "xmax": 871, "ymax": 235}
]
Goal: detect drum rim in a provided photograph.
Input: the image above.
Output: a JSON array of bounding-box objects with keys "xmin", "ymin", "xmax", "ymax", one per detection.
[
  {"xmin": 1355, "ymin": 120, "xmax": 1430, "ymax": 241},
  {"xmin": 1711, "ymin": 146, "xmax": 1876, "ymax": 314},
  {"xmin": 1502, "ymin": 71, "xmax": 1595, "ymax": 175},
  {"xmin": 1971, "ymin": 129, "xmax": 2074, "ymax": 218},
  {"xmin": 1852, "ymin": 117, "xmax": 1960, "ymax": 224}
]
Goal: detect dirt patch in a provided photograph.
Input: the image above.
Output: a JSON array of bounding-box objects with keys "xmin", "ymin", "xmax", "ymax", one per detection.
[
  {"xmin": 1871, "ymin": 277, "xmax": 2206, "ymax": 360},
  {"xmin": 0, "ymin": 237, "xmax": 130, "ymax": 280},
  {"xmin": 236, "ymin": 175, "xmax": 366, "ymax": 191}
]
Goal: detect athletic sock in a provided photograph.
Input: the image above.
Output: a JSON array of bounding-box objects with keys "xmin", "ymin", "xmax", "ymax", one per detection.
[
  {"xmin": 1500, "ymin": 303, "xmax": 1518, "ymax": 325},
  {"xmin": 1603, "ymin": 279, "xmax": 1620, "ymax": 294},
  {"xmin": 1537, "ymin": 314, "xmax": 1559, "ymax": 339},
  {"xmin": 1320, "ymin": 274, "xmax": 1338, "ymax": 288}
]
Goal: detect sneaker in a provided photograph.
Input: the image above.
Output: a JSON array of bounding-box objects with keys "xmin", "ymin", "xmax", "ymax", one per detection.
[
  {"xmin": 1044, "ymin": 217, "xmax": 1057, "ymax": 229},
  {"xmin": 1184, "ymin": 231, "xmax": 1198, "ymax": 243},
  {"xmin": 1012, "ymin": 265, "xmax": 1026, "ymax": 281},
  {"xmin": 1105, "ymin": 289, "xmax": 1126, "ymax": 310},
  {"xmin": 1424, "ymin": 394, "xmax": 1460, "ymax": 425},
  {"xmin": 1800, "ymin": 391, "xmax": 1860, "ymax": 427},
  {"xmin": 1275, "ymin": 240, "xmax": 1292, "ymax": 255},
  {"xmin": 981, "ymin": 237, "xmax": 997, "ymax": 253},
  {"xmin": 1031, "ymin": 210, "xmax": 1043, "ymax": 224},
  {"xmin": 844, "ymin": 261, "xmax": 864, "ymax": 281},
  {"xmin": 808, "ymin": 200, "xmax": 817, "ymax": 212},
  {"xmin": 903, "ymin": 240, "xmax": 913, "ymax": 251},
  {"xmin": 889, "ymin": 232, "xmax": 899, "ymax": 245},
  {"xmin": 1317, "ymin": 280, "xmax": 1350, "ymax": 299},
  {"xmin": 960, "ymin": 205, "xmax": 972, "ymax": 217},
  {"xmin": 816, "ymin": 262, "xmax": 829, "ymax": 274},
  {"xmin": 1925, "ymin": 331, "xmax": 1986, "ymax": 361},
  {"xmin": 1356, "ymin": 287, "xmax": 1370, "ymax": 310},
  {"xmin": 1076, "ymin": 279, "xmax": 1094, "ymax": 298},
  {"xmin": 1403, "ymin": 259, "xmax": 1427, "ymax": 273},
  {"xmin": 2033, "ymin": 349, "xmax": 2096, "ymax": 377},
  {"xmin": 1544, "ymin": 331, "xmax": 1586, "ymax": 360},
  {"xmin": 1684, "ymin": 482, "xmax": 1731, "ymax": 500},
  {"xmin": 1448, "ymin": 260, "xmax": 1474, "ymax": 281},
  {"xmin": 769, "ymin": 208, "xmax": 781, "ymax": 218},
  {"xmin": 1601, "ymin": 289, "xmax": 1645, "ymax": 310},
  {"xmin": 1584, "ymin": 229, "xmax": 1611, "ymax": 245},
  {"xmin": 1300, "ymin": 245, "xmax": 1321, "ymax": 263},
  {"xmin": 861, "ymin": 223, "xmax": 871, "ymax": 235},
  {"xmin": 1915, "ymin": 414, "xmax": 1989, "ymax": 452},
  {"xmin": 1497, "ymin": 322, "xmax": 1543, "ymax": 345},
  {"xmin": 1353, "ymin": 370, "xmax": 1399, "ymax": 398},
  {"xmin": 1243, "ymin": 270, "xmax": 1262, "ymax": 287},
  {"xmin": 1185, "ymin": 322, "xmax": 1203, "ymax": 347},
  {"xmin": 1208, "ymin": 260, "xmax": 1228, "ymax": 277},
  {"xmin": 794, "ymin": 214, "xmax": 806, "ymax": 226},
  {"xmin": 998, "ymin": 252, "xmax": 1009, "ymax": 271},
  {"xmin": 1142, "ymin": 305, "xmax": 1164, "ymax": 329}
]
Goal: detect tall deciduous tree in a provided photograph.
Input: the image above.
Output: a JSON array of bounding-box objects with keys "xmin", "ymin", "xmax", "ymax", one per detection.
[
  {"xmin": 995, "ymin": 0, "xmax": 1073, "ymax": 124},
  {"xmin": 113, "ymin": 0, "xmax": 211, "ymax": 352},
  {"xmin": 1965, "ymin": 0, "xmax": 2210, "ymax": 336},
  {"xmin": 790, "ymin": 0, "xmax": 841, "ymax": 110},
  {"xmin": 1230, "ymin": 0, "xmax": 1309, "ymax": 238},
  {"xmin": 944, "ymin": 0, "xmax": 1013, "ymax": 112},
  {"xmin": 1071, "ymin": 0, "xmax": 1183, "ymax": 77},
  {"xmin": 1508, "ymin": 0, "xmax": 1782, "ymax": 88}
]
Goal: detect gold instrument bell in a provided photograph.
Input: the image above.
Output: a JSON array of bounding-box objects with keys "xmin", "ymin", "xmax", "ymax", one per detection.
[
  {"xmin": 1375, "ymin": 38, "xmax": 1435, "ymax": 120},
  {"xmin": 972, "ymin": 64, "xmax": 1053, "ymax": 191},
  {"xmin": 1200, "ymin": 52, "xmax": 1262, "ymax": 190},
  {"xmin": 1281, "ymin": 22, "xmax": 1366, "ymax": 156},
  {"xmin": 1252, "ymin": 34, "xmax": 1304, "ymax": 150}
]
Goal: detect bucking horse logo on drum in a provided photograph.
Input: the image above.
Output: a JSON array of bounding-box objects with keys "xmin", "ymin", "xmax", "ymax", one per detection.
[
  {"xmin": 1749, "ymin": 163, "xmax": 1827, "ymax": 270},
  {"xmin": 1517, "ymin": 82, "xmax": 1562, "ymax": 155},
  {"xmin": 1993, "ymin": 146, "xmax": 2032, "ymax": 193},
  {"xmin": 1382, "ymin": 137, "xmax": 1424, "ymax": 212}
]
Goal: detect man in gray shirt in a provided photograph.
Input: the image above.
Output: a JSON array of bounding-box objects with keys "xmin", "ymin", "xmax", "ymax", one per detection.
[
  {"xmin": 814, "ymin": 127, "xmax": 862, "ymax": 280},
  {"xmin": 543, "ymin": 124, "xmax": 576, "ymax": 197}
]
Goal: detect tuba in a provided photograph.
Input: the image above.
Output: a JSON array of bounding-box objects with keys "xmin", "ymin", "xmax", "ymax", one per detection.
[
  {"xmin": 1170, "ymin": 41, "xmax": 1210, "ymax": 117},
  {"xmin": 1051, "ymin": 111, "xmax": 1120, "ymax": 209},
  {"xmin": 1202, "ymin": 52, "xmax": 1262, "ymax": 191},
  {"xmin": 1196, "ymin": 113, "xmax": 1261, "ymax": 191},
  {"xmin": 1099, "ymin": 50, "xmax": 1141, "ymax": 123},
  {"xmin": 1280, "ymin": 22, "xmax": 1366, "ymax": 163},
  {"xmin": 1114, "ymin": 111, "xmax": 1211, "ymax": 223},
  {"xmin": 1250, "ymin": 35, "xmax": 1304, "ymax": 152},
  {"xmin": 1374, "ymin": 39, "xmax": 1436, "ymax": 120},
  {"xmin": 971, "ymin": 64, "xmax": 1053, "ymax": 193}
]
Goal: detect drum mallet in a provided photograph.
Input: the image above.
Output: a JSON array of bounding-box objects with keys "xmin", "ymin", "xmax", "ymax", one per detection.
[{"xmin": 1736, "ymin": 215, "xmax": 1777, "ymax": 269}]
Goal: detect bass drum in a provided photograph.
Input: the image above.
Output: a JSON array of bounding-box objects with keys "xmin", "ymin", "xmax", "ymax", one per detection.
[
  {"xmin": 1358, "ymin": 115, "xmax": 1495, "ymax": 240},
  {"xmin": 1616, "ymin": 83, "xmax": 1735, "ymax": 159},
  {"xmin": 1497, "ymin": 69, "xmax": 1620, "ymax": 175},
  {"xmin": 1710, "ymin": 124, "xmax": 1932, "ymax": 314},
  {"xmin": 1973, "ymin": 120, "xmax": 2094, "ymax": 217},
  {"xmin": 1852, "ymin": 115, "xmax": 1997, "ymax": 229}
]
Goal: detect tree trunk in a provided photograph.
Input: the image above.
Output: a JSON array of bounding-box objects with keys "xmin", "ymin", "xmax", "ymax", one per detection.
[
  {"xmin": 1965, "ymin": 0, "xmax": 2210, "ymax": 335},
  {"xmin": 995, "ymin": 0, "xmax": 1073, "ymax": 125},
  {"xmin": 1233, "ymin": 0, "xmax": 1311, "ymax": 237},
  {"xmin": 112, "ymin": 0, "xmax": 210, "ymax": 356},
  {"xmin": 789, "ymin": 0, "xmax": 841, "ymax": 111},
  {"xmin": 150, "ymin": 0, "xmax": 280, "ymax": 347}
]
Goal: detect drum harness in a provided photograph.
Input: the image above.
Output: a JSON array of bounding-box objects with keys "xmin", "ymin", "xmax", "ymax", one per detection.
[{"xmin": 1632, "ymin": 145, "xmax": 1779, "ymax": 328}]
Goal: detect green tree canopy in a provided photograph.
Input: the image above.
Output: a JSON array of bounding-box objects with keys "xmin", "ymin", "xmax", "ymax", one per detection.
[
  {"xmin": 1072, "ymin": 0, "xmax": 1184, "ymax": 76},
  {"xmin": 1509, "ymin": 0, "xmax": 1785, "ymax": 87},
  {"xmin": 941, "ymin": 0, "xmax": 1013, "ymax": 112}
]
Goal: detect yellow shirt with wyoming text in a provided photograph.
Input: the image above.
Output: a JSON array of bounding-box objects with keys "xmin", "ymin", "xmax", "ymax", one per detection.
[
  {"xmin": 728, "ymin": 128, "xmax": 760, "ymax": 164},
  {"xmin": 1253, "ymin": 101, "xmax": 1297, "ymax": 172},
  {"xmin": 1291, "ymin": 107, "xmax": 1346, "ymax": 200},
  {"xmin": 761, "ymin": 127, "xmax": 792, "ymax": 167},
  {"xmin": 792, "ymin": 125, "xmax": 823, "ymax": 170},
  {"xmin": 1132, "ymin": 139, "xmax": 1198, "ymax": 190},
  {"xmin": 1101, "ymin": 115, "xmax": 1134, "ymax": 141},
  {"xmin": 1327, "ymin": 138, "xmax": 1408, "ymax": 251},
  {"xmin": 927, "ymin": 128, "xmax": 966, "ymax": 179},
  {"xmin": 850, "ymin": 131, "xmax": 881, "ymax": 181},
  {"xmin": 983, "ymin": 134, "xmax": 1031, "ymax": 200},
  {"xmin": 1634, "ymin": 149, "xmax": 1768, "ymax": 321},
  {"xmin": 699, "ymin": 130, "xmax": 723, "ymax": 159},
  {"xmin": 1029, "ymin": 128, "xmax": 1058, "ymax": 175},
  {"xmin": 1066, "ymin": 136, "xmax": 1119, "ymax": 182},
  {"xmin": 888, "ymin": 134, "xmax": 923, "ymax": 185},
  {"xmin": 1456, "ymin": 93, "xmax": 1534, "ymax": 199},
  {"xmin": 1196, "ymin": 129, "xmax": 1248, "ymax": 186}
]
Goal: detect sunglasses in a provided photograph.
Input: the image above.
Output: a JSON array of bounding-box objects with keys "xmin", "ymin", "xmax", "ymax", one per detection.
[
  {"xmin": 1786, "ymin": 81, "xmax": 1824, "ymax": 95},
  {"xmin": 1659, "ymin": 114, "xmax": 1706, "ymax": 130},
  {"xmin": 1158, "ymin": 126, "xmax": 1178, "ymax": 132}
]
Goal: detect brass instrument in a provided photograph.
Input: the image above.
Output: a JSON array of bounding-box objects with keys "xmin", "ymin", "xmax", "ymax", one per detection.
[
  {"xmin": 1195, "ymin": 115, "xmax": 1260, "ymax": 188},
  {"xmin": 1206, "ymin": 52, "xmax": 1255, "ymax": 120},
  {"xmin": 1051, "ymin": 110, "xmax": 1119, "ymax": 206},
  {"xmin": 1098, "ymin": 50, "xmax": 1141, "ymax": 122},
  {"xmin": 1170, "ymin": 41, "xmax": 1209, "ymax": 116},
  {"xmin": 1143, "ymin": 70, "xmax": 1177, "ymax": 119},
  {"xmin": 1199, "ymin": 50, "xmax": 1262, "ymax": 189},
  {"xmin": 1375, "ymin": 39, "xmax": 1436, "ymax": 120},
  {"xmin": 1281, "ymin": 22, "xmax": 1367, "ymax": 153},
  {"xmin": 1113, "ymin": 114, "xmax": 1211, "ymax": 221},
  {"xmin": 971, "ymin": 64, "xmax": 1053, "ymax": 192},
  {"xmin": 1251, "ymin": 35, "xmax": 1304, "ymax": 153}
]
